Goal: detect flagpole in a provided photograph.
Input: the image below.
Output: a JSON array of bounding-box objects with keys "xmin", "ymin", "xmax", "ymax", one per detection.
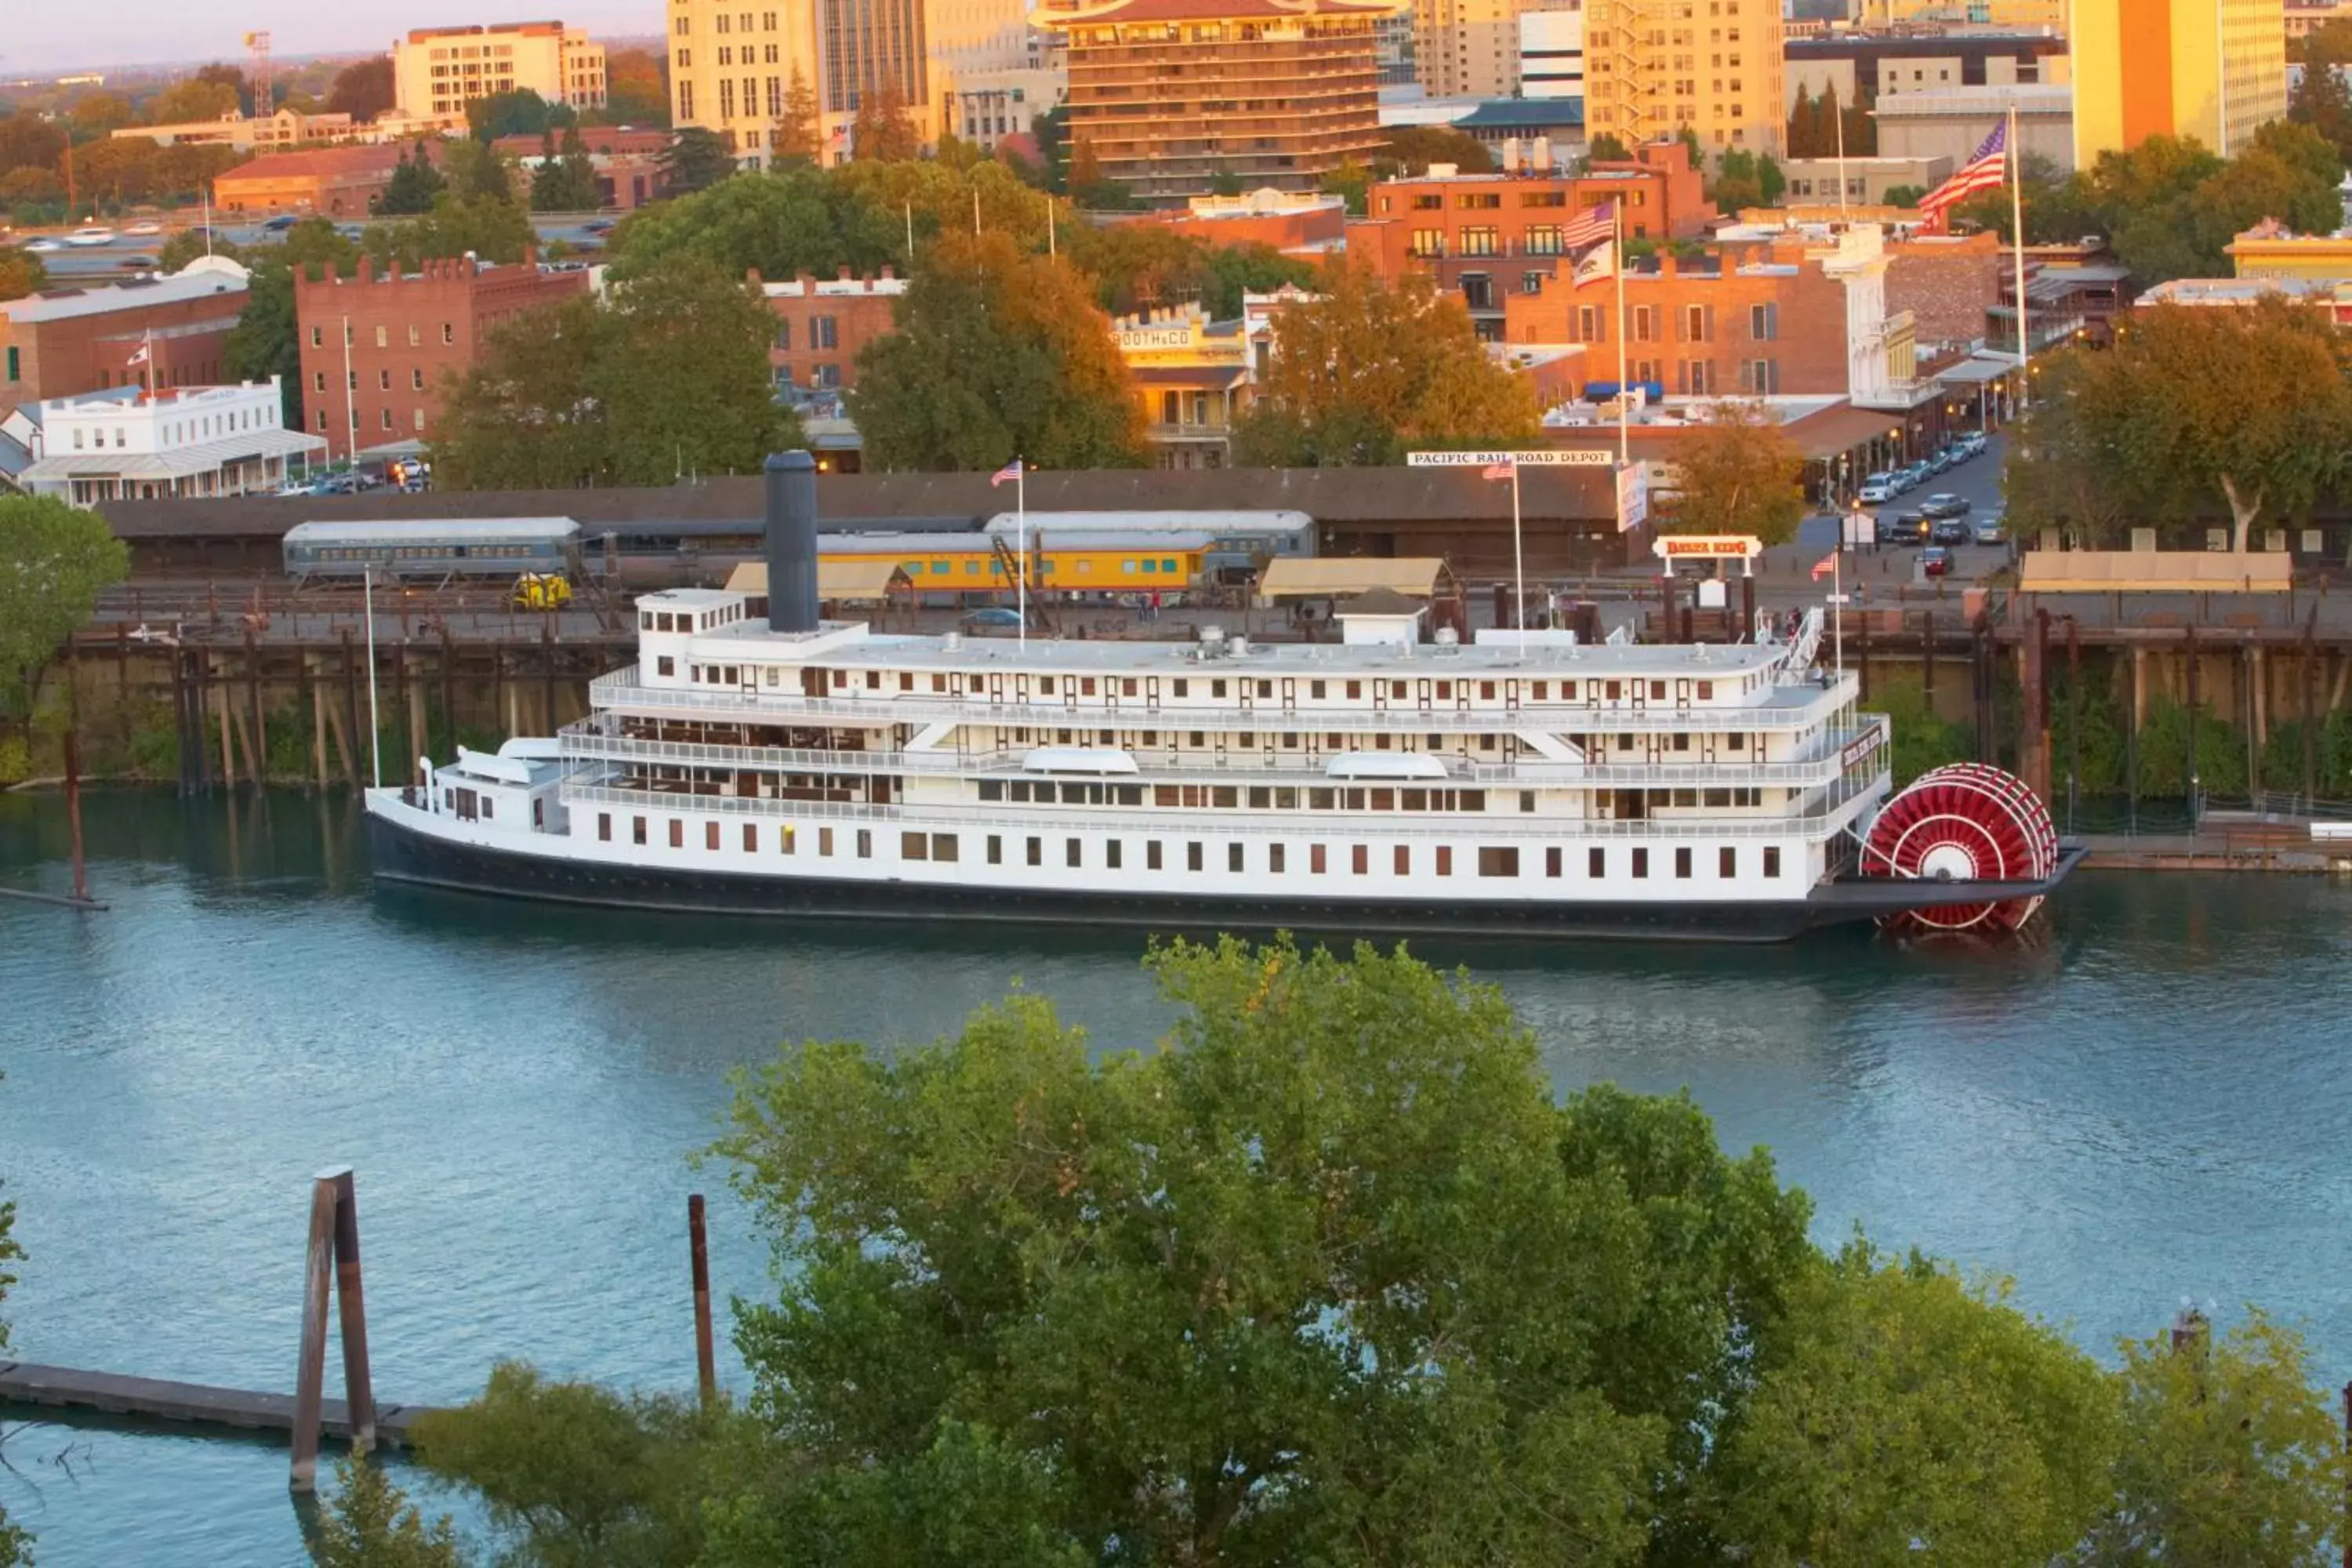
[
  {"xmin": 364, "ymin": 563, "xmax": 383, "ymax": 788},
  {"xmin": 1832, "ymin": 545, "xmax": 1844, "ymax": 677},
  {"xmin": 1016, "ymin": 461, "xmax": 1027, "ymax": 655},
  {"xmin": 1613, "ymin": 203, "xmax": 1629, "ymax": 466},
  {"xmin": 339, "ymin": 311, "xmax": 354, "ymax": 468},
  {"xmin": 2009, "ymin": 103, "xmax": 2031, "ymax": 414},
  {"xmin": 1509, "ymin": 459, "xmax": 1525, "ymax": 665}
]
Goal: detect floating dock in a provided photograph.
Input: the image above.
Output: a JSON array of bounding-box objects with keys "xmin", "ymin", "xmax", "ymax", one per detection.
[{"xmin": 0, "ymin": 1359, "xmax": 443, "ymax": 1450}]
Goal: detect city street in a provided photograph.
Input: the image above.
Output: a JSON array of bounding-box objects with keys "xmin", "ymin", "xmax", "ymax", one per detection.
[{"xmin": 1767, "ymin": 430, "xmax": 2012, "ymax": 590}]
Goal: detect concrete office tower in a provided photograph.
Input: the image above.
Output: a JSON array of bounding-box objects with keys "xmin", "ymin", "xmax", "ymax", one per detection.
[
  {"xmin": 1584, "ymin": 0, "xmax": 1787, "ymax": 157},
  {"xmin": 667, "ymin": 0, "xmax": 1030, "ymax": 167},
  {"xmin": 2073, "ymin": 0, "xmax": 2288, "ymax": 162}
]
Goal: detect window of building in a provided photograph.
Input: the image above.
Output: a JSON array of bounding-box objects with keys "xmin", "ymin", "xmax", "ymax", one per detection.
[
  {"xmin": 987, "ymin": 834, "xmax": 1002, "ymax": 865},
  {"xmin": 633, "ymin": 815, "xmax": 647, "ymax": 844},
  {"xmin": 1106, "ymin": 840, "xmax": 1122, "ymax": 869},
  {"xmin": 412, "ymin": 368, "xmax": 424, "ymax": 390},
  {"xmin": 742, "ymin": 822, "xmax": 757, "ymax": 852},
  {"xmin": 812, "ymin": 315, "xmax": 838, "ymax": 349},
  {"xmin": 856, "ymin": 829, "xmax": 871, "ymax": 858},
  {"xmin": 818, "ymin": 826, "xmax": 833, "ymax": 856},
  {"xmin": 1409, "ymin": 227, "xmax": 1444, "ymax": 257},
  {"xmin": 310, "ymin": 326, "xmax": 322, "ymax": 348},
  {"xmin": 1067, "ymin": 837, "xmax": 1083, "ymax": 867},
  {"xmin": 1394, "ymin": 845, "xmax": 1410, "ymax": 875},
  {"xmin": 902, "ymin": 830, "xmax": 929, "ymax": 860},
  {"xmin": 669, "ymin": 818, "xmax": 684, "ymax": 848},
  {"xmin": 597, "ymin": 812, "xmax": 612, "ymax": 841},
  {"xmin": 1478, "ymin": 847, "xmax": 1519, "ymax": 877},
  {"xmin": 1436, "ymin": 846, "xmax": 1453, "ymax": 877},
  {"xmin": 1187, "ymin": 841, "xmax": 1203, "ymax": 872},
  {"xmin": 1675, "ymin": 846, "xmax": 1693, "ymax": 879}
]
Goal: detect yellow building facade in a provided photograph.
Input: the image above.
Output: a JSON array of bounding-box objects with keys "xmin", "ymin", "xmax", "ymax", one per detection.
[
  {"xmin": 667, "ymin": 0, "xmax": 1029, "ymax": 167},
  {"xmin": 2072, "ymin": 0, "xmax": 2286, "ymax": 165},
  {"xmin": 391, "ymin": 23, "xmax": 607, "ymax": 132},
  {"xmin": 1583, "ymin": 0, "xmax": 1785, "ymax": 157},
  {"xmin": 2227, "ymin": 219, "xmax": 2352, "ymax": 278}
]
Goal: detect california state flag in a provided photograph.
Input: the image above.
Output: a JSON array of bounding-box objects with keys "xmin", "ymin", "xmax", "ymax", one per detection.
[{"xmin": 1572, "ymin": 243, "xmax": 1616, "ymax": 288}]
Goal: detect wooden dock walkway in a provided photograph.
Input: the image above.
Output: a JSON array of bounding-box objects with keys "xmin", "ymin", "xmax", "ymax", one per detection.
[{"xmin": 0, "ymin": 1359, "xmax": 445, "ymax": 1450}]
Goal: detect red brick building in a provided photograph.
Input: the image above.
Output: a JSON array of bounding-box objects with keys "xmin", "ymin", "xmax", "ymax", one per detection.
[
  {"xmin": 1123, "ymin": 191, "xmax": 1351, "ymax": 260},
  {"xmin": 212, "ymin": 144, "xmax": 412, "ymax": 218},
  {"xmin": 1350, "ymin": 142, "xmax": 1715, "ymax": 336},
  {"xmin": 753, "ymin": 269, "xmax": 906, "ymax": 396},
  {"xmin": 0, "ymin": 259, "xmax": 251, "ymax": 421},
  {"xmin": 294, "ymin": 251, "xmax": 591, "ymax": 460}
]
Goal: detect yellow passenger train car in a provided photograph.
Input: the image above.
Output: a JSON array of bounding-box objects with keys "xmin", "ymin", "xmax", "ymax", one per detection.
[{"xmin": 818, "ymin": 530, "xmax": 1210, "ymax": 599}]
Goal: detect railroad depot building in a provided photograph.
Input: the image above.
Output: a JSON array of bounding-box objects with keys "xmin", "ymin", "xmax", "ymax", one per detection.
[
  {"xmin": 0, "ymin": 258, "xmax": 252, "ymax": 423},
  {"xmin": 7, "ymin": 379, "xmax": 324, "ymax": 504},
  {"xmin": 209, "ymin": 143, "xmax": 413, "ymax": 218},
  {"xmin": 294, "ymin": 251, "xmax": 591, "ymax": 463}
]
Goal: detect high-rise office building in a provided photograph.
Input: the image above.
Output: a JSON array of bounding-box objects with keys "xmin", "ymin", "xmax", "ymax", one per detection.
[
  {"xmin": 2072, "ymin": 0, "xmax": 2287, "ymax": 162},
  {"xmin": 1412, "ymin": 0, "xmax": 1534, "ymax": 97},
  {"xmin": 1584, "ymin": 0, "xmax": 1786, "ymax": 156},
  {"xmin": 667, "ymin": 0, "xmax": 1027, "ymax": 166},
  {"xmin": 1052, "ymin": 0, "xmax": 1395, "ymax": 206}
]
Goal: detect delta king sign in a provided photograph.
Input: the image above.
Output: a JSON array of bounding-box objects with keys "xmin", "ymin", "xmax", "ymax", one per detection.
[{"xmin": 1652, "ymin": 534, "xmax": 1763, "ymax": 564}]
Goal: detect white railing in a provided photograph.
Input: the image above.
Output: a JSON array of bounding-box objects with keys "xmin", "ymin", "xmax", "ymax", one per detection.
[
  {"xmin": 587, "ymin": 672, "xmax": 1861, "ymax": 735},
  {"xmin": 557, "ymin": 719, "xmax": 1891, "ymax": 793},
  {"xmin": 562, "ymin": 773, "xmax": 1885, "ymax": 843}
]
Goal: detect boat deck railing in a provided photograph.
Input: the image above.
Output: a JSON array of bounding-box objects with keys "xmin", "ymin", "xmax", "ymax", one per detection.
[
  {"xmin": 586, "ymin": 672, "xmax": 1859, "ymax": 735},
  {"xmin": 555, "ymin": 720, "xmax": 1890, "ymax": 793},
  {"xmin": 561, "ymin": 772, "xmax": 1886, "ymax": 843}
]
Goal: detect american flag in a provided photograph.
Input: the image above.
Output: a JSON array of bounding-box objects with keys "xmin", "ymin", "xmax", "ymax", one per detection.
[
  {"xmin": 1810, "ymin": 551, "xmax": 1838, "ymax": 581},
  {"xmin": 1482, "ymin": 456, "xmax": 1516, "ymax": 481},
  {"xmin": 989, "ymin": 459, "xmax": 1024, "ymax": 487},
  {"xmin": 1560, "ymin": 200, "xmax": 1617, "ymax": 253},
  {"xmin": 1918, "ymin": 122, "xmax": 2009, "ymax": 220}
]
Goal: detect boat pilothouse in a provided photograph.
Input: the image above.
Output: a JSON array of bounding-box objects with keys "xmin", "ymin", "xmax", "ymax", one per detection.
[{"xmin": 366, "ymin": 452, "xmax": 2077, "ymax": 941}]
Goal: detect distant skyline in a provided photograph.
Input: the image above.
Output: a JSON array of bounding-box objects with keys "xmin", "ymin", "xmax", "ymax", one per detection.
[{"xmin": 2, "ymin": 4, "xmax": 659, "ymax": 78}]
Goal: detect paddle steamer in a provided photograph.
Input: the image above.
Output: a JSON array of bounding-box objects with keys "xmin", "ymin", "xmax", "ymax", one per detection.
[{"xmin": 365, "ymin": 454, "xmax": 2074, "ymax": 941}]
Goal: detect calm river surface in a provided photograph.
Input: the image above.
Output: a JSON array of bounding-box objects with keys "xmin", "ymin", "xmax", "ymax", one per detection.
[{"xmin": 2, "ymin": 790, "xmax": 2350, "ymax": 1564}]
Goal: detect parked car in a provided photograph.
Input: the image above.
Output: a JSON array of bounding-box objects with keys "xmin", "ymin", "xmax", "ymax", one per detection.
[
  {"xmin": 1955, "ymin": 433, "xmax": 1988, "ymax": 461},
  {"xmin": 960, "ymin": 607, "xmax": 1025, "ymax": 632},
  {"xmin": 1878, "ymin": 512, "xmax": 1930, "ymax": 546},
  {"xmin": 1899, "ymin": 462, "xmax": 1932, "ymax": 490},
  {"xmin": 1929, "ymin": 518, "xmax": 1973, "ymax": 546},
  {"xmin": 1973, "ymin": 517, "xmax": 2009, "ymax": 546},
  {"xmin": 1921, "ymin": 546, "xmax": 1953, "ymax": 578},
  {"xmin": 1859, "ymin": 472, "xmax": 1897, "ymax": 505},
  {"xmin": 1920, "ymin": 494, "xmax": 1971, "ymax": 519},
  {"xmin": 263, "ymin": 214, "xmax": 297, "ymax": 232},
  {"xmin": 1925, "ymin": 449, "xmax": 1954, "ymax": 476}
]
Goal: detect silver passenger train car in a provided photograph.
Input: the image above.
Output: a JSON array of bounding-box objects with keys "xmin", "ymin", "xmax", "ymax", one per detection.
[{"xmin": 283, "ymin": 518, "xmax": 586, "ymax": 583}]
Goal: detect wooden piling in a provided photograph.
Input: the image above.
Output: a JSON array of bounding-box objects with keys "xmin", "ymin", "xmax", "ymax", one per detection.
[
  {"xmin": 689, "ymin": 1194, "xmax": 717, "ymax": 1410},
  {"xmin": 246, "ymin": 630, "xmax": 267, "ymax": 787},
  {"xmin": 290, "ymin": 1174, "xmax": 337, "ymax": 1494},
  {"xmin": 339, "ymin": 630, "xmax": 364, "ymax": 789},
  {"xmin": 330, "ymin": 1170, "xmax": 376, "ymax": 1454}
]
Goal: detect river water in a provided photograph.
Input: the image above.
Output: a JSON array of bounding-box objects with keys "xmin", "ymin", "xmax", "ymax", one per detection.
[{"xmin": 2, "ymin": 790, "xmax": 2349, "ymax": 1565}]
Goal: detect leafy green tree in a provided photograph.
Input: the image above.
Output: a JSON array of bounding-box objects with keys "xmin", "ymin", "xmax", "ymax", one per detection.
[
  {"xmin": 224, "ymin": 256, "xmax": 302, "ymax": 428},
  {"xmin": 314, "ymin": 1452, "xmax": 467, "ymax": 1568},
  {"xmin": 661, "ymin": 127, "xmax": 737, "ymax": 194},
  {"xmin": 364, "ymin": 193, "xmax": 534, "ymax": 272},
  {"xmin": 2085, "ymin": 1311, "xmax": 2350, "ymax": 1566},
  {"xmin": 2291, "ymin": 16, "xmax": 2352, "ymax": 65},
  {"xmin": 379, "ymin": 141, "xmax": 448, "ymax": 216},
  {"xmin": 1232, "ymin": 260, "xmax": 1538, "ymax": 466},
  {"xmin": 851, "ymin": 79, "xmax": 921, "ymax": 163},
  {"xmin": 1708, "ymin": 148, "xmax": 1767, "ymax": 212},
  {"xmin": 1378, "ymin": 124, "xmax": 1492, "ymax": 175},
  {"xmin": 0, "ymin": 495, "xmax": 131, "ymax": 746},
  {"xmin": 148, "ymin": 75, "xmax": 241, "ymax": 125},
  {"xmin": 0, "ymin": 114, "xmax": 66, "ymax": 182},
  {"xmin": 601, "ymin": 49, "xmax": 671, "ymax": 128},
  {"xmin": 434, "ymin": 254, "xmax": 798, "ymax": 489},
  {"xmin": 326, "ymin": 56, "xmax": 397, "ymax": 122},
  {"xmin": 2290, "ymin": 55, "xmax": 2352, "ymax": 162},
  {"xmin": 1882, "ymin": 183, "xmax": 1926, "ymax": 208},
  {"xmin": 1587, "ymin": 132, "xmax": 1634, "ymax": 163},
  {"xmin": 1716, "ymin": 1245, "xmax": 2120, "ymax": 1566},
  {"xmin": 772, "ymin": 68, "xmax": 821, "ymax": 167},
  {"xmin": 1757, "ymin": 151, "xmax": 1785, "ymax": 204},
  {"xmin": 850, "ymin": 228, "xmax": 1148, "ymax": 471},
  {"xmin": 605, "ymin": 164, "xmax": 902, "ymax": 282},
  {"xmin": 1870, "ymin": 676, "xmax": 1975, "ymax": 785},
  {"xmin": 70, "ymin": 90, "xmax": 135, "ymax": 137},
  {"xmin": 1319, "ymin": 157, "xmax": 1370, "ymax": 216},
  {"xmin": 0, "ymin": 245, "xmax": 44, "ymax": 303},
  {"xmin": 467, "ymin": 87, "xmax": 569, "ymax": 143},
  {"xmin": 2025, "ymin": 297, "xmax": 2352, "ymax": 550},
  {"xmin": 440, "ymin": 138, "xmax": 514, "ymax": 204},
  {"xmin": 532, "ymin": 127, "xmax": 601, "ymax": 212},
  {"xmin": 1661, "ymin": 399, "xmax": 1806, "ymax": 546},
  {"xmin": 414, "ymin": 1362, "xmax": 712, "ymax": 1566},
  {"xmin": 1200, "ymin": 241, "xmax": 1315, "ymax": 318},
  {"xmin": 157, "ymin": 227, "xmax": 242, "ymax": 273}
]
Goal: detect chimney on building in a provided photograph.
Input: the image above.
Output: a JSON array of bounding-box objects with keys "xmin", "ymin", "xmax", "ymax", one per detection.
[
  {"xmin": 1502, "ymin": 137, "xmax": 1520, "ymax": 173},
  {"xmin": 746, "ymin": 267, "xmax": 764, "ymax": 286},
  {"xmin": 763, "ymin": 450, "xmax": 821, "ymax": 635},
  {"xmin": 1532, "ymin": 136, "xmax": 1552, "ymax": 172}
]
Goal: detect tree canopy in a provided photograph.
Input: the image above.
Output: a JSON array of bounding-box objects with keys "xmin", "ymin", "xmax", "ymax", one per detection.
[
  {"xmin": 326, "ymin": 56, "xmax": 397, "ymax": 122},
  {"xmin": 1377, "ymin": 124, "xmax": 1492, "ymax": 175},
  {"xmin": 849, "ymin": 228, "xmax": 1148, "ymax": 471},
  {"xmin": 149, "ymin": 75, "xmax": 241, "ymax": 125},
  {"xmin": 851, "ymin": 80, "xmax": 921, "ymax": 163},
  {"xmin": 0, "ymin": 495, "xmax": 131, "ymax": 751},
  {"xmin": 314, "ymin": 1454, "xmax": 466, "ymax": 1568},
  {"xmin": 467, "ymin": 87, "xmax": 572, "ymax": 143},
  {"xmin": 773, "ymin": 68, "xmax": 821, "ymax": 167},
  {"xmin": 661, "ymin": 126, "xmax": 738, "ymax": 194},
  {"xmin": 600, "ymin": 49, "xmax": 672, "ymax": 128},
  {"xmin": 1232, "ymin": 260, "xmax": 1539, "ymax": 466},
  {"xmin": 433, "ymin": 253, "xmax": 800, "ymax": 488},
  {"xmin": 531, "ymin": 126, "xmax": 602, "ymax": 213},
  {"xmin": 1659, "ymin": 400, "xmax": 1806, "ymax": 546},
  {"xmin": 2006, "ymin": 296, "xmax": 2352, "ymax": 549},
  {"xmin": 0, "ymin": 245, "xmax": 44, "ymax": 303},
  {"xmin": 378, "ymin": 141, "xmax": 448, "ymax": 216}
]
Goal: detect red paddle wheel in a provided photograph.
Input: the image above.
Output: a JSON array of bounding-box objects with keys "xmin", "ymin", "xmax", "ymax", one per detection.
[{"xmin": 1860, "ymin": 764, "xmax": 2059, "ymax": 935}]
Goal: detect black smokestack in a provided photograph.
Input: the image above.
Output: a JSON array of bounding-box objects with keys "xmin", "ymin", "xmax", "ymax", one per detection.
[{"xmin": 764, "ymin": 449, "xmax": 820, "ymax": 634}]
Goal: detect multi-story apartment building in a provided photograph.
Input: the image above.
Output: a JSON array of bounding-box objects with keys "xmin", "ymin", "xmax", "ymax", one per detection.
[
  {"xmin": 1860, "ymin": 0, "xmax": 2065, "ymax": 26},
  {"xmin": 111, "ymin": 108, "xmax": 358, "ymax": 151},
  {"xmin": 292, "ymin": 252, "xmax": 591, "ymax": 462},
  {"xmin": 1583, "ymin": 0, "xmax": 1786, "ymax": 157},
  {"xmin": 1051, "ymin": 0, "xmax": 1396, "ymax": 206},
  {"xmin": 667, "ymin": 0, "xmax": 1029, "ymax": 167},
  {"xmin": 1351, "ymin": 140, "xmax": 1715, "ymax": 337},
  {"xmin": 1412, "ymin": 0, "xmax": 1536, "ymax": 97},
  {"xmin": 392, "ymin": 22, "xmax": 608, "ymax": 132},
  {"xmin": 2285, "ymin": 0, "xmax": 2352, "ymax": 41},
  {"xmin": 0, "ymin": 259, "xmax": 251, "ymax": 422},
  {"xmin": 2072, "ymin": 0, "xmax": 2286, "ymax": 162}
]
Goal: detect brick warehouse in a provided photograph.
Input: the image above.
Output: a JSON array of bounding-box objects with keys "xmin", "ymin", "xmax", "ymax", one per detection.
[
  {"xmin": 294, "ymin": 252, "xmax": 590, "ymax": 462},
  {"xmin": 752, "ymin": 270, "xmax": 906, "ymax": 396},
  {"xmin": 0, "ymin": 260, "xmax": 251, "ymax": 422}
]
